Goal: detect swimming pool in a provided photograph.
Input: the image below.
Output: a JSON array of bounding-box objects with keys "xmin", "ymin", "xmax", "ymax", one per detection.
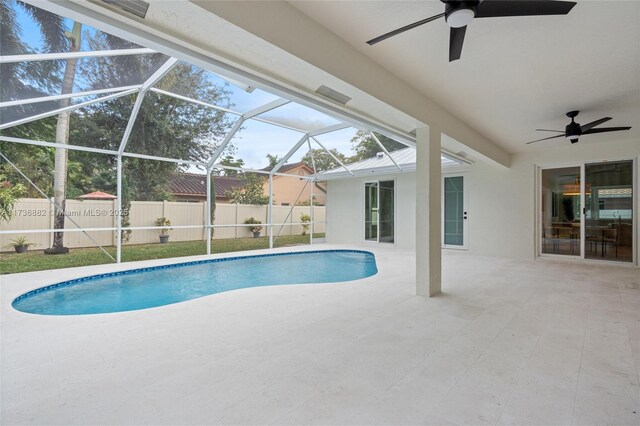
[{"xmin": 12, "ymin": 250, "xmax": 377, "ymax": 315}]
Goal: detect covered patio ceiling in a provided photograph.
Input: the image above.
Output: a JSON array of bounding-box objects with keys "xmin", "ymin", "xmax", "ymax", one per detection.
[{"xmin": 284, "ymin": 1, "xmax": 640, "ymax": 153}]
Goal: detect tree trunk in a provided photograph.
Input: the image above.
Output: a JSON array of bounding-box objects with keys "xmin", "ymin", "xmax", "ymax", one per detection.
[{"xmin": 49, "ymin": 22, "xmax": 81, "ymax": 253}]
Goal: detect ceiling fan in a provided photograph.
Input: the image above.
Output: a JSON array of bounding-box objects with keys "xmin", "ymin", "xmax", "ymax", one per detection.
[
  {"xmin": 526, "ymin": 111, "xmax": 632, "ymax": 144},
  {"xmin": 366, "ymin": 0, "xmax": 576, "ymax": 62}
]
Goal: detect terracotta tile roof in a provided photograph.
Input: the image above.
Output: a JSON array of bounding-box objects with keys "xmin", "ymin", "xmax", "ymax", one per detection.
[{"xmin": 168, "ymin": 173, "xmax": 245, "ymax": 197}]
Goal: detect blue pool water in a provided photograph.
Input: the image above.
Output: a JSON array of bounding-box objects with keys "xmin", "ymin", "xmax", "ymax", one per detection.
[{"xmin": 12, "ymin": 250, "xmax": 377, "ymax": 315}]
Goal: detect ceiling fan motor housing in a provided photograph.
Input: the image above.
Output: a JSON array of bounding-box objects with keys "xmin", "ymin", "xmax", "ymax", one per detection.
[
  {"xmin": 565, "ymin": 121, "xmax": 581, "ymax": 143},
  {"xmin": 444, "ymin": 1, "xmax": 479, "ymax": 27}
]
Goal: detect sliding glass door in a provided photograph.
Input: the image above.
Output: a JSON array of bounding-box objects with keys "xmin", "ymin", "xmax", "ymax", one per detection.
[
  {"xmin": 540, "ymin": 167, "xmax": 581, "ymax": 256},
  {"xmin": 364, "ymin": 180, "xmax": 394, "ymax": 243},
  {"xmin": 540, "ymin": 160, "xmax": 635, "ymax": 262},
  {"xmin": 585, "ymin": 160, "xmax": 634, "ymax": 262}
]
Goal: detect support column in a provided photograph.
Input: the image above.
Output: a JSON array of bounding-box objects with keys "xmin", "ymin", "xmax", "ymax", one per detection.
[
  {"xmin": 415, "ymin": 125, "xmax": 441, "ymax": 296},
  {"xmin": 116, "ymin": 155, "xmax": 122, "ymax": 263}
]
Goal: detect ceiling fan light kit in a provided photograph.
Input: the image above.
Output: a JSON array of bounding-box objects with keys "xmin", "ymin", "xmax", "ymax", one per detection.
[{"xmin": 445, "ymin": 1, "xmax": 477, "ymax": 28}]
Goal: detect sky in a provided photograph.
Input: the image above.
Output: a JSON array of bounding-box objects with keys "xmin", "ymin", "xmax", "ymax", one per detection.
[{"xmin": 13, "ymin": 3, "xmax": 359, "ymax": 170}]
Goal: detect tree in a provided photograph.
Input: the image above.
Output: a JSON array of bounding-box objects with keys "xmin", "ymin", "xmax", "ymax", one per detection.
[
  {"xmin": 266, "ymin": 154, "xmax": 280, "ymax": 168},
  {"xmin": 0, "ymin": 1, "xmax": 72, "ymax": 253},
  {"xmin": 302, "ymin": 148, "xmax": 347, "ymax": 172},
  {"xmin": 227, "ymin": 173, "xmax": 269, "ymax": 205},
  {"xmin": 0, "ymin": 173, "xmax": 25, "ymax": 222},
  {"xmin": 71, "ymin": 31, "xmax": 233, "ymax": 200},
  {"xmin": 48, "ymin": 21, "xmax": 82, "ymax": 254},
  {"xmin": 216, "ymin": 155, "xmax": 245, "ymax": 176},
  {"xmin": 350, "ymin": 130, "xmax": 406, "ymax": 162}
]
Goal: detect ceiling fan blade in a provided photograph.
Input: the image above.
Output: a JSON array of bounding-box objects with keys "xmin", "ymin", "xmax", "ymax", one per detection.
[
  {"xmin": 476, "ymin": 0, "xmax": 576, "ymax": 18},
  {"xmin": 580, "ymin": 117, "xmax": 611, "ymax": 132},
  {"xmin": 582, "ymin": 126, "xmax": 632, "ymax": 135},
  {"xmin": 526, "ymin": 134, "xmax": 565, "ymax": 144},
  {"xmin": 366, "ymin": 13, "xmax": 445, "ymax": 45},
  {"xmin": 535, "ymin": 129, "xmax": 564, "ymax": 132},
  {"xmin": 449, "ymin": 26, "xmax": 467, "ymax": 62}
]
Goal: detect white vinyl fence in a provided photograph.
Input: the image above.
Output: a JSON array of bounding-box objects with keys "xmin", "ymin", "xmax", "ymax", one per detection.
[{"xmin": 1, "ymin": 199, "xmax": 325, "ymax": 251}]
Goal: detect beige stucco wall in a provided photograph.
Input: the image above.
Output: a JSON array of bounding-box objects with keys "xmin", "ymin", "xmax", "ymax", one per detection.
[{"xmin": 264, "ymin": 175, "xmax": 326, "ymax": 206}]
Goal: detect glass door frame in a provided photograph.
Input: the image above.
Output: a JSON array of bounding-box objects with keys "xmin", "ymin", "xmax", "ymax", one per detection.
[
  {"xmin": 536, "ymin": 157, "xmax": 638, "ymax": 265},
  {"xmin": 442, "ymin": 173, "xmax": 469, "ymax": 250},
  {"xmin": 363, "ymin": 178, "xmax": 396, "ymax": 244}
]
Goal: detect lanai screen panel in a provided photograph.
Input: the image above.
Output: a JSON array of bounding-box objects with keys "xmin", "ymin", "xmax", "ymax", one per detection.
[
  {"xmin": 123, "ymin": 91, "xmax": 236, "ymax": 160},
  {"xmin": 0, "ymin": 52, "xmax": 167, "ymax": 125},
  {"xmin": 225, "ymin": 119, "xmax": 308, "ymax": 171},
  {"xmin": 309, "ymin": 126, "xmax": 362, "ymax": 173},
  {"xmin": 152, "ymin": 60, "xmax": 280, "ymax": 114},
  {"xmin": 1, "ymin": 93, "xmax": 137, "ymax": 151},
  {"xmin": 258, "ymin": 102, "xmax": 342, "ymax": 133}
]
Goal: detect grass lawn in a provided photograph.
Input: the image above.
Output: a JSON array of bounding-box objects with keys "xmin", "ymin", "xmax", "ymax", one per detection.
[{"xmin": 0, "ymin": 234, "xmax": 325, "ymax": 275}]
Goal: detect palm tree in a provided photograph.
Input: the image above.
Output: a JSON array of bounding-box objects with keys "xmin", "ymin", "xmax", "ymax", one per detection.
[
  {"xmin": 48, "ymin": 21, "xmax": 81, "ymax": 254},
  {"xmin": 0, "ymin": 0, "xmax": 79, "ymax": 253}
]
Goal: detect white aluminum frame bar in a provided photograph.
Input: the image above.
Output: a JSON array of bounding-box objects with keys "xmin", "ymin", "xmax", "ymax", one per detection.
[
  {"xmin": 0, "ymin": 135, "xmax": 117, "ymax": 155},
  {"xmin": 141, "ymin": 58, "xmax": 179, "ymax": 92},
  {"xmin": 268, "ymin": 174, "xmax": 274, "ymax": 249},
  {"xmin": 271, "ymin": 134, "xmax": 309, "ymax": 174},
  {"xmin": 150, "ymin": 88, "xmax": 239, "ymax": 116},
  {"xmin": 272, "ymin": 180, "xmax": 309, "ymax": 246},
  {"xmin": 0, "ymin": 48, "xmax": 155, "ymax": 63},
  {"xmin": 117, "ymin": 92, "xmax": 145, "ymax": 154},
  {"xmin": 243, "ymin": 98, "xmax": 290, "ymax": 119},
  {"xmin": 306, "ymin": 139, "xmax": 318, "ymax": 175},
  {"xmin": 150, "ymin": 88, "xmax": 307, "ymax": 133},
  {"xmin": 250, "ymin": 116, "xmax": 306, "ymax": 134},
  {"xmin": 123, "ymin": 152, "xmax": 207, "ymax": 167},
  {"xmin": 310, "ymin": 180, "xmax": 314, "ymax": 245},
  {"xmin": 0, "ymin": 85, "xmax": 141, "ymax": 108},
  {"xmin": 1, "ymin": 136, "xmax": 210, "ymax": 168},
  {"xmin": 117, "ymin": 58, "xmax": 179, "ymax": 155},
  {"xmin": 308, "ymin": 123, "xmax": 351, "ymax": 137},
  {"xmin": 206, "ymin": 167, "xmax": 212, "ymax": 254},
  {"xmin": 207, "ymin": 117, "xmax": 244, "ymax": 167},
  {"xmin": 370, "ymin": 132, "xmax": 402, "ymax": 171},
  {"xmin": 310, "ymin": 136, "xmax": 354, "ymax": 176},
  {"xmin": 1, "ymin": 223, "xmax": 312, "ymax": 234},
  {"xmin": 116, "ymin": 156, "xmax": 122, "ymax": 262},
  {"xmin": 0, "ymin": 88, "xmax": 139, "ymax": 130}
]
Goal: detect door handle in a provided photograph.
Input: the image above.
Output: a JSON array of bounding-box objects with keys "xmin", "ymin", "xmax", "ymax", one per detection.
[{"xmin": 463, "ymin": 211, "xmax": 468, "ymax": 220}]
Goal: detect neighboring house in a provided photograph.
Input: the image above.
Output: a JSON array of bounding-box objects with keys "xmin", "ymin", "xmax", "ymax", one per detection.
[
  {"xmin": 168, "ymin": 173, "xmax": 245, "ymax": 203},
  {"xmin": 261, "ymin": 162, "xmax": 326, "ymax": 206}
]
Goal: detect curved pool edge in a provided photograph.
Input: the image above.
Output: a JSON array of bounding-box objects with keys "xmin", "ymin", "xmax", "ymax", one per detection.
[{"xmin": 11, "ymin": 249, "xmax": 377, "ymax": 314}]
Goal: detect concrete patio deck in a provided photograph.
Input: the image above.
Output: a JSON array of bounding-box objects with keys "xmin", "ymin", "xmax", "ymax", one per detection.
[{"xmin": 1, "ymin": 245, "xmax": 639, "ymax": 425}]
